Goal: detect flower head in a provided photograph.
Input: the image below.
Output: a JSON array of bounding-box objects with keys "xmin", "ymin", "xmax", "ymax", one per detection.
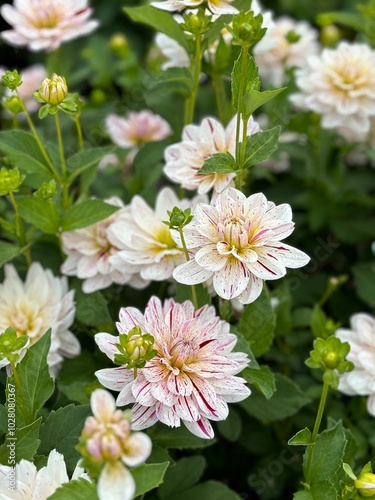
[
  {"xmin": 0, "ymin": 449, "xmax": 89, "ymax": 499},
  {"xmin": 106, "ymin": 110, "xmax": 172, "ymax": 150},
  {"xmin": 95, "ymin": 296, "xmax": 250, "ymax": 439},
  {"xmin": 79, "ymin": 389, "xmax": 152, "ymax": 500},
  {"xmin": 335, "ymin": 313, "xmax": 375, "ymax": 416},
  {"xmin": 290, "ymin": 42, "xmax": 375, "ymax": 136},
  {"xmin": 173, "ymin": 188, "xmax": 310, "ymax": 304},
  {"xmin": 0, "ymin": 0, "xmax": 99, "ymax": 52},
  {"xmin": 108, "ymin": 187, "xmax": 207, "ymax": 282},
  {"xmin": 254, "ymin": 16, "xmax": 319, "ymax": 87},
  {"xmin": 0, "ymin": 262, "xmax": 79, "ymax": 376},
  {"xmin": 34, "ymin": 74, "xmax": 68, "ymax": 105},
  {"xmin": 61, "ymin": 197, "xmax": 148, "ymax": 293},
  {"xmin": 152, "ymin": 0, "xmax": 237, "ymax": 15},
  {"xmin": 164, "ymin": 116, "xmax": 260, "ymax": 195}
]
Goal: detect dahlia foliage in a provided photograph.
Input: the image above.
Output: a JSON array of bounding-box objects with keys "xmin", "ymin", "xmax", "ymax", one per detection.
[{"xmin": 0, "ymin": 0, "xmax": 374, "ymax": 498}]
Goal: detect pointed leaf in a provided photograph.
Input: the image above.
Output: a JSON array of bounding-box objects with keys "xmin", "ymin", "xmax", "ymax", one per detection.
[
  {"xmin": 67, "ymin": 146, "xmax": 116, "ymax": 183},
  {"xmin": 17, "ymin": 196, "xmax": 60, "ymax": 234},
  {"xmin": 232, "ymin": 52, "xmax": 258, "ymax": 110},
  {"xmin": 198, "ymin": 152, "xmax": 237, "ymax": 174},
  {"xmin": 243, "ymin": 365, "xmax": 276, "ymax": 399},
  {"xmin": 62, "ymin": 200, "xmax": 120, "ymax": 231},
  {"xmin": 0, "ymin": 417, "xmax": 42, "ymax": 464},
  {"xmin": 48, "ymin": 479, "xmax": 98, "ymax": 500},
  {"xmin": 243, "ymin": 126, "xmax": 281, "ymax": 169},
  {"xmin": 155, "ymin": 456, "xmax": 206, "ymax": 498},
  {"xmin": 288, "ymin": 428, "xmax": 312, "ymax": 446},
  {"xmin": 133, "ymin": 462, "xmax": 170, "ymax": 497},
  {"xmin": 149, "ymin": 68, "xmax": 194, "ymax": 97},
  {"xmin": 242, "ymin": 87, "xmax": 286, "ymax": 117},
  {"xmin": 0, "ymin": 242, "xmax": 22, "ymax": 266}
]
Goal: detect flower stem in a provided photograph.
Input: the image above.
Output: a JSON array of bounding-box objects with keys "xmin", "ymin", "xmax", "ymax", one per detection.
[
  {"xmin": 15, "ymin": 89, "xmax": 60, "ymax": 182},
  {"xmin": 235, "ymin": 45, "xmax": 249, "ymax": 163},
  {"xmin": 184, "ymin": 33, "xmax": 203, "ymax": 125},
  {"xmin": 178, "ymin": 226, "xmax": 199, "ymax": 310},
  {"xmin": 10, "ymin": 361, "xmax": 28, "ymax": 423},
  {"xmin": 305, "ymin": 381, "xmax": 330, "ymax": 484},
  {"xmin": 55, "ymin": 112, "xmax": 69, "ymax": 208},
  {"xmin": 212, "ymin": 72, "xmax": 230, "ymax": 125},
  {"xmin": 8, "ymin": 191, "xmax": 31, "ymax": 265},
  {"xmin": 75, "ymin": 113, "xmax": 84, "ymax": 151}
]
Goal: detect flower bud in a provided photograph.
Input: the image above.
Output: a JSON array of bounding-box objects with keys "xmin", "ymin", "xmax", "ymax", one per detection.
[
  {"xmin": 115, "ymin": 326, "xmax": 157, "ymax": 370},
  {"xmin": 228, "ymin": 11, "xmax": 267, "ymax": 47},
  {"xmin": 181, "ymin": 10, "xmax": 212, "ymax": 35},
  {"xmin": 2, "ymin": 70, "xmax": 22, "ymax": 91},
  {"xmin": 164, "ymin": 206, "xmax": 193, "ymax": 229},
  {"xmin": 0, "ymin": 167, "xmax": 25, "ymax": 196},
  {"xmin": 2, "ymin": 96, "xmax": 23, "ymax": 115},
  {"xmin": 285, "ymin": 30, "xmax": 301, "ymax": 44},
  {"xmin": 0, "ymin": 327, "xmax": 28, "ymax": 364},
  {"xmin": 355, "ymin": 472, "xmax": 375, "ymax": 497},
  {"xmin": 35, "ymin": 74, "xmax": 68, "ymax": 106},
  {"xmin": 34, "ymin": 179, "xmax": 57, "ymax": 200},
  {"xmin": 110, "ymin": 33, "xmax": 130, "ymax": 58}
]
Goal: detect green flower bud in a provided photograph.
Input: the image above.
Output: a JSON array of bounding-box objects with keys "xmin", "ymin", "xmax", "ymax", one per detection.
[
  {"xmin": 114, "ymin": 325, "xmax": 157, "ymax": 370},
  {"xmin": 2, "ymin": 70, "xmax": 23, "ymax": 91},
  {"xmin": 227, "ymin": 11, "xmax": 267, "ymax": 47},
  {"xmin": 34, "ymin": 74, "xmax": 68, "ymax": 106},
  {"xmin": 0, "ymin": 167, "xmax": 25, "ymax": 196},
  {"xmin": 110, "ymin": 33, "xmax": 130, "ymax": 58},
  {"xmin": 285, "ymin": 30, "xmax": 301, "ymax": 44},
  {"xmin": 164, "ymin": 206, "xmax": 193, "ymax": 230},
  {"xmin": 320, "ymin": 24, "xmax": 341, "ymax": 47},
  {"xmin": 355, "ymin": 472, "xmax": 375, "ymax": 497},
  {"xmin": 2, "ymin": 96, "xmax": 23, "ymax": 115},
  {"xmin": 34, "ymin": 179, "xmax": 57, "ymax": 200},
  {"xmin": 0, "ymin": 327, "xmax": 28, "ymax": 363},
  {"xmin": 181, "ymin": 9, "xmax": 212, "ymax": 35}
]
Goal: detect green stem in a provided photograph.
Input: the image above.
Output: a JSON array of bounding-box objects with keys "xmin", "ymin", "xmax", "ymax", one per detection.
[
  {"xmin": 184, "ymin": 33, "xmax": 203, "ymax": 125},
  {"xmin": 178, "ymin": 226, "xmax": 199, "ymax": 310},
  {"xmin": 235, "ymin": 45, "xmax": 249, "ymax": 162},
  {"xmin": 12, "ymin": 114, "xmax": 19, "ymax": 129},
  {"xmin": 235, "ymin": 114, "xmax": 250, "ymax": 190},
  {"xmin": 55, "ymin": 112, "xmax": 69, "ymax": 208},
  {"xmin": 75, "ymin": 113, "xmax": 84, "ymax": 151},
  {"xmin": 305, "ymin": 381, "xmax": 330, "ymax": 484},
  {"xmin": 8, "ymin": 191, "xmax": 31, "ymax": 265},
  {"xmin": 10, "ymin": 361, "xmax": 28, "ymax": 423},
  {"xmin": 15, "ymin": 90, "xmax": 60, "ymax": 182},
  {"xmin": 212, "ymin": 72, "xmax": 230, "ymax": 125}
]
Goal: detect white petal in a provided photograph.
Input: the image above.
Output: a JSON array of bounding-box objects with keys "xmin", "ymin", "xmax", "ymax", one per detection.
[
  {"xmin": 90, "ymin": 389, "xmax": 116, "ymax": 421},
  {"xmin": 122, "ymin": 432, "xmax": 152, "ymax": 467},
  {"xmin": 98, "ymin": 462, "xmax": 135, "ymax": 500},
  {"xmin": 183, "ymin": 417, "xmax": 214, "ymax": 439}
]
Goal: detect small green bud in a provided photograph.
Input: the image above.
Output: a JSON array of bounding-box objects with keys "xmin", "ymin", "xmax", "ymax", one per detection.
[
  {"xmin": 285, "ymin": 30, "xmax": 301, "ymax": 44},
  {"xmin": 0, "ymin": 167, "xmax": 25, "ymax": 196},
  {"xmin": 114, "ymin": 325, "xmax": 157, "ymax": 370},
  {"xmin": 0, "ymin": 327, "xmax": 28, "ymax": 363},
  {"xmin": 164, "ymin": 206, "xmax": 193, "ymax": 229},
  {"xmin": 355, "ymin": 472, "xmax": 375, "ymax": 497},
  {"xmin": 320, "ymin": 24, "xmax": 341, "ymax": 47},
  {"xmin": 110, "ymin": 33, "xmax": 130, "ymax": 58},
  {"xmin": 91, "ymin": 89, "xmax": 107, "ymax": 105},
  {"xmin": 34, "ymin": 74, "xmax": 68, "ymax": 106},
  {"xmin": 34, "ymin": 179, "xmax": 57, "ymax": 200},
  {"xmin": 227, "ymin": 11, "xmax": 267, "ymax": 47},
  {"xmin": 2, "ymin": 95, "xmax": 23, "ymax": 115},
  {"xmin": 181, "ymin": 9, "xmax": 212, "ymax": 35},
  {"xmin": 2, "ymin": 70, "xmax": 23, "ymax": 91}
]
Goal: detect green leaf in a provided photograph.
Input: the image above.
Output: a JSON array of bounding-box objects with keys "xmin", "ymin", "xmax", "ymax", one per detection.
[
  {"xmin": 198, "ymin": 152, "xmax": 237, "ymax": 174},
  {"xmin": 0, "ymin": 417, "xmax": 42, "ymax": 464},
  {"xmin": 231, "ymin": 328, "xmax": 259, "ymax": 369},
  {"xmin": 149, "ymin": 68, "xmax": 194, "ymax": 97},
  {"xmin": 124, "ymin": 6, "xmax": 189, "ymax": 51},
  {"xmin": 242, "ymin": 88, "xmax": 286, "ymax": 117},
  {"xmin": 316, "ymin": 11, "xmax": 363, "ymax": 31},
  {"xmin": 157, "ymin": 456, "xmax": 206, "ymax": 498},
  {"xmin": 240, "ymin": 373, "xmax": 310, "ymax": 421},
  {"xmin": 293, "ymin": 481, "xmax": 337, "ymax": 500},
  {"xmin": 232, "ymin": 52, "xmax": 258, "ymax": 110},
  {"xmin": 243, "ymin": 127, "xmax": 281, "ymax": 169},
  {"xmin": 133, "ymin": 462, "xmax": 170, "ymax": 497},
  {"xmin": 67, "ymin": 146, "xmax": 115, "ymax": 183},
  {"xmin": 217, "ymin": 407, "xmax": 242, "ymax": 442},
  {"xmin": 352, "ymin": 262, "xmax": 375, "ymax": 308},
  {"xmin": 242, "ymin": 365, "xmax": 276, "ymax": 399},
  {"xmin": 48, "ymin": 479, "xmax": 98, "ymax": 500},
  {"xmin": 38, "ymin": 404, "xmax": 91, "ymax": 474},
  {"xmin": 71, "ymin": 279, "xmax": 111, "ymax": 327},
  {"xmin": 8, "ymin": 330, "xmax": 54, "ymax": 427},
  {"xmin": 303, "ymin": 420, "xmax": 346, "ymax": 484},
  {"xmin": 167, "ymin": 481, "xmax": 241, "ymax": 500},
  {"xmin": 147, "ymin": 423, "xmax": 215, "ymax": 449},
  {"xmin": 238, "ymin": 288, "xmax": 275, "ymax": 357},
  {"xmin": 0, "ymin": 241, "xmax": 22, "ymax": 266},
  {"xmin": 62, "ymin": 199, "xmax": 119, "ymax": 231},
  {"xmin": 17, "ymin": 196, "xmax": 60, "ymax": 234},
  {"xmin": 175, "ymin": 283, "xmax": 211, "ymax": 309},
  {"xmin": 310, "ymin": 304, "xmax": 328, "ymax": 339},
  {"xmin": 288, "ymin": 428, "xmax": 312, "ymax": 446}
]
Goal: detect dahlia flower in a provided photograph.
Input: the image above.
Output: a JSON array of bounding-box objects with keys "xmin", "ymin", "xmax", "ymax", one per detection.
[
  {"xmin": 152, "ymin": 0, "xmax": 237, "ymax": 15},
  {"xmin": 290, "ymin": 42, "xmax": 375, "ymax": 135},
  {"xmin": 61, "ymin": 197, "xmax": 148, "ymax": 293},
  {"xmin": 0, "ymin": 449, "xmax": 89, "ymax": 499},
  {"xmin": 108, "ymin": 187, "xmax": 207, "ymax": 282},
  {"xmin": 336, "ymin": 313, "xmax": 375, "ymax": 416},
  {"xmin": 106, "ymin": 110, "xmax": 172, "ymax": 150},
  {"xmin": 0, "ymin": 262, "xmax": 79, "ymax": 376},
  {"xmin": 5, "ymin": 64, "xmax": 47, "ymax": 114},
  {"xmin": 172, "ymin": 188, "xmax": 310, "ymax": 304},
  {"xmin": 80, "ymin": 389, "xmax": 152, "ymax": 500},
  {"xmin": 163, "ymin": 116, "xmax": 260, "ymax": 195},
  {"xmin": 254, "ymin": 16, "xmax": 319, "ymax": 87},
  {"xmin": 95, "ymin": 297, "xmax": 250, "ymax": 439},
  {"xmin": 0, "ymin": 0, "xmax": 99, "ymax": 52}
]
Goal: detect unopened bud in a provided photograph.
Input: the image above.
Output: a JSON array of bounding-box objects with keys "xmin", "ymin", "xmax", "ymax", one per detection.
[
  {"xmin": 2, "ymin": 70, "xmax": 22, "ymax": 91},
  {"xmin": 355, "ymin": 472, "xmax": 375, "ymax": 497},
  {"xmin": 0, "ymin": 167, "xmax": 25, "ymax": 196},
  {"xmin": 114, "ymin": 325, "xmax": 157, "ymax": 370},
  {"xmin": 2, "ymin": 95, "xmax": 23, "ymax": 115},
  {"xmin": 285, "ymin": 30, "xmax": 301, "ymax": 44},
  {"xmin": 34, "ymin": 179, "xmax": 56, "ymax": 200},
  {"xmin": 34, "ymin": 74, "xmax": 68, "ymax": 106},
  {"xmin": 164, "ymin": 206, "xmax": 193, "ymax": 229},
  {"xmin": 0, "ymin": 327, "xmax": 28, "ymax": 364}
]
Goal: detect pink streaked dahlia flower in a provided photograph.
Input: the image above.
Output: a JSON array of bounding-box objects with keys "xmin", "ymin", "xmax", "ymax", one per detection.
[
  {"xmin": 172, "ymin": 188, "xmax": 310, "ymax": 304},
  {"xmin": 0, "ymin": 0, "xmax": 99, "ymax": 52},
  {"xmin": 336, "ymin": 313, "xmax": 375, "ymax": 416},
  {"xmin": 95, "ymin": 297, "xmax": 250, "ymax": 439},
  {"xmin": 163, "ymin": 116, "xmax": 260, "ymax": 196},
  {"xmin": 106, "ymin": 110, "xmax": 172, "ymax": 150}
]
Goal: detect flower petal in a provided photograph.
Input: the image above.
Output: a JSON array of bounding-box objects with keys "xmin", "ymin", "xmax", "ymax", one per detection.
[{"xmin": 98, "ymin": 462, "xmax": 135, "ymax": 500}]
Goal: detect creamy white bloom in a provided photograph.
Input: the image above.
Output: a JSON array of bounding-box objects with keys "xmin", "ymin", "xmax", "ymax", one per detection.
[
  {"xmin": 336, "ymin": 313, "xmax": 375, "ymax": 416},
  {"xmin": 1, "ymin": 0, "xmax": 99, "ymax": 52},
  {"xmin": 290, "ymin": 42, "xmax": 375, "ymax": 135},
  {"xmin": 0, "ymin": 262, "xmax": 79, "ymax": 376},
  {"xmin": 108, "ymin": 187, "xmax": 207, "ymax": 282},
  {"xmin": 152, "ymin": 0, "xmax": 237, "ymax": 15},
  {"xmin": 254, "ymin": 16, "xmax": 319, "ymax": 87},
  {"xmin": 106, "ymin": 110, "xmax": 172, "ymax": 150},
  {"xmin": 0, "ymin": 449, "xmax": 89, "ymax": 499},
  {"xmin": 173, "ymin": 188, "xmax": 310, "ymax": 304},
  {"xmin": 155, "ymin": 32, "xmax": 190, "ymax": 70},
  {"xmin": 5, "ymin": 64, "xmax": 47, "ymax": 114},
  {"xmin": 61, "ymin": 197, "xmax": 148, "ymax": 293},
  {"xmin": 164, "ymin": 116, "xmax": 260, "ymax": 195}
]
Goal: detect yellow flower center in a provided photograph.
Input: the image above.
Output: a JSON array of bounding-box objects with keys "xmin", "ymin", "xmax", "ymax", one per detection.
[
  {"xmin": 30, "ymin": 3, "xmax": 62, "ymax": 29},
  {"xmin": 154, "ymin": 225, "xmax": 178, "ymax": 250}
]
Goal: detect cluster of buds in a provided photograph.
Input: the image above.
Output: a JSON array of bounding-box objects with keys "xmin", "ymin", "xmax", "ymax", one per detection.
[
  {"xmin": 0, "ymin": 327, "xmax": 28, "ymax": 364},
  {"xmin": 343, "ymin": 462, "xmax": 375, "ymax": 498},
  {"xmin": 163, "ymin": 206, "xmax": 193, "ymax": 230},
  {"xmin": 181, "ymin": 9, "xmax": 213, "ymax": 35},
  {"xmin": 114, "ymin": 325, "xmax": 157, "ymax": 373},
  {"xmin": 33, "ymin": 74, "xmax": 79, "ymax": 118},
  {"xmin": 0, "ymin": 167, "xmax": 25, "ymax": 196},
  {"xmin": 227, "ymin": 11, "xmax": 266, "ymax": 47},
  {"xmin": 305, "ymin": 336, "xmax": 354, "ymax": 389}
]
